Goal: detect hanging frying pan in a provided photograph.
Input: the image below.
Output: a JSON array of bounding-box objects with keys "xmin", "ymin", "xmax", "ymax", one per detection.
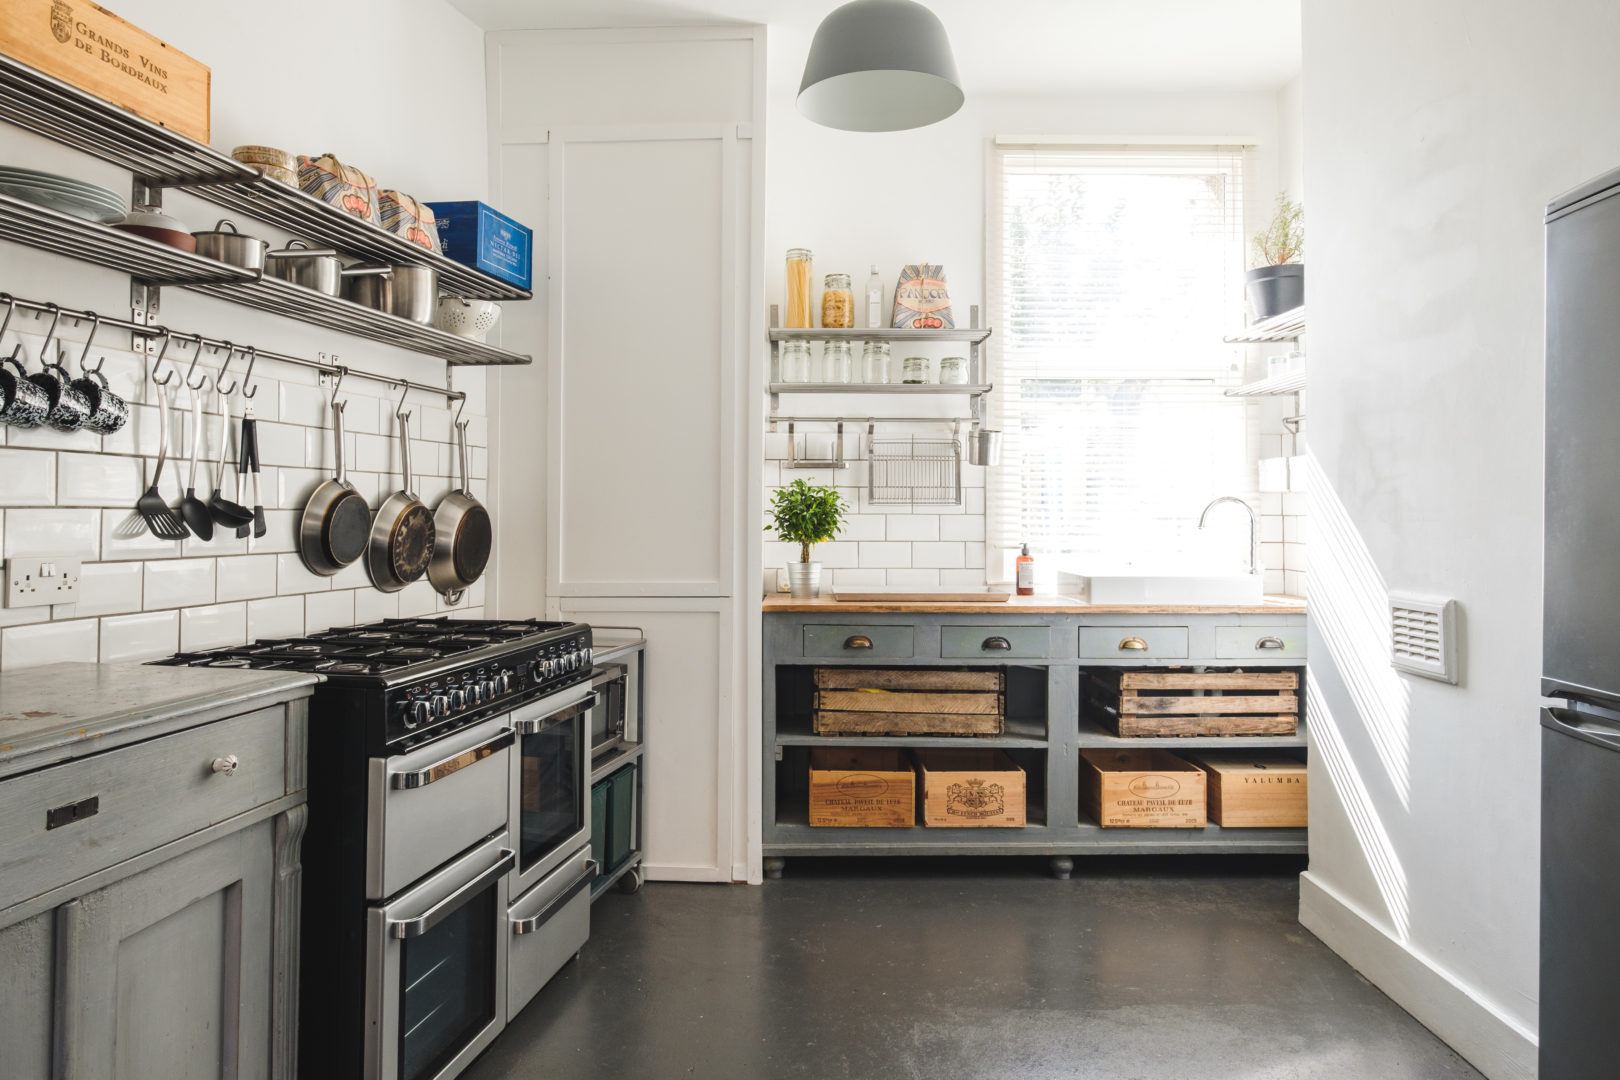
[
  {"xmin": 299, "ymin": 382, "xmax": 371, "ymax": 576},
  {"xmin": 427, "ymin": 418, "xmax": 492, "ymax": 602},
  {"xmin": 366, "ymin": 406, "xmax": 435, "ymax": 592}
]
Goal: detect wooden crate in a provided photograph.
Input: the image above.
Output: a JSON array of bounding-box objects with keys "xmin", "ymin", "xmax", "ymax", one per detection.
[
  {"xmin": 812, "ymin": 667, "xmax": 1005, "ymax": 736},
  {"xmin": 0, "ymin": 1, "xmax": 211, "ymax": 143},
  {"xmin": 1185, "ymin": 753, "xmax": 1307, "ymax": 827},
  {"xmin": 913, "ymin": 749, "xmax": 1025, "ymax": 827},
  {"xmin": 1080, "ymin": 748, "xmax": 1207, "ymax": 828},
  {"xmin": 1086, "ymin": 669, "xmax": 1298, "ymax": 737},
  {"xmin": 807, "ymin": 748, "xmax": 916, "ymax": 828}
]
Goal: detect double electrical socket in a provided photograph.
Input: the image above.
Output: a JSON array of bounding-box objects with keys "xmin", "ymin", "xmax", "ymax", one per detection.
[{"xmin": 5, "ymin": 556, "xmax": 82, "ymax": 608}]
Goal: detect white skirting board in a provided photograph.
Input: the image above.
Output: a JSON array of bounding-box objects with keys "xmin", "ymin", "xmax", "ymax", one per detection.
[{"xmin": 1297, "ymin": 872, "xmax": 1538, "ymax": 1080}]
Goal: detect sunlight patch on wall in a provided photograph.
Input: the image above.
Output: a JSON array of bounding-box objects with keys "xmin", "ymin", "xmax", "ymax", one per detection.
[{"xmin": 1303, "ymin": 450, "xmax": 1413, "ymax": 807}]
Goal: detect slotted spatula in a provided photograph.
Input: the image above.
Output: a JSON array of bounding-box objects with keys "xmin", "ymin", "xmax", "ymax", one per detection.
[
  {"xmin": 178, "ymin": 383, "xmax": 213, "ymax": 540},
  {"xmin": 209, "ymin": 386, "xmax": 252, "ymax": 528},
  {"xmin": 135, "ymin": 382, "xmax": 190, "ymax": 541}
]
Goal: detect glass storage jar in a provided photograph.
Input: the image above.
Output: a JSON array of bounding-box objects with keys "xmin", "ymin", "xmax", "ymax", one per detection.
[
  {"xmin": 861, "ymin": 341, "xmax": 891, "ymax": 384},
  {"xmin": 939, "ymin": 356, "xmax": 968, "ymax": 384},
  {"xmin": 823, "ymin": 341, "xmax": 854, "ymax": 384},
  {"xmin": 780, "ymin": 340, "xmax": 813, "ymax": 383},
  {"xmin": 902, "ymin": 356, "xmax": 931, "ymax": 384},
  {"xmin": 821, "ymin": 273, "xmax": 853, "ymax": 329},
  {"xmin": 785, "ymin": 248, "xmax": 814, "ymax": 328}
]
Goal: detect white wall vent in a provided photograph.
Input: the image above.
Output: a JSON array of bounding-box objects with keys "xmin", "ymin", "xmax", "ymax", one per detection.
[{"xmin": 1389, "ymin": 594, "xmax": 1458, "ymax": 684}]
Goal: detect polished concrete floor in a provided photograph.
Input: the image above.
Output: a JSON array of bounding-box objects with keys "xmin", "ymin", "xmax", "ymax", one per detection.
[{"xmin": 463, "ymin": 856, "xmax": 1484, "ymax": 1080}]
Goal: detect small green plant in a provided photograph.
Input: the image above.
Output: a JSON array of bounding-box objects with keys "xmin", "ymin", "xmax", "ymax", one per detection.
[
  {"xmin": 766, "ymin": 479, "xmax": 848, "ymax": 564},
  {"xmin": 1252, "ymin": 192, "xmax": 1304, "ymax": 268}
]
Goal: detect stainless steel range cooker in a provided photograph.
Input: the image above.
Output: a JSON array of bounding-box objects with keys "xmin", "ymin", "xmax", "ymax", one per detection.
[{"xmin": 156, "ymin": 616, "xmax": 599, "ymax": 1080}]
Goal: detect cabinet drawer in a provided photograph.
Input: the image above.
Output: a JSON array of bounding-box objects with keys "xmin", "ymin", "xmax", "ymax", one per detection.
[
  {"xmin": 1215, "ymin": 626, "xmax": 1306, "ymax": 659},
  {"xmin": 0, "ymin": 706, "xmax": 288, "ymax": 911},
  {"xmin": 941, "ymin": 626, "xmax": 1051, "ymax": 659},
  {"xmin": 803, "ymin": 624, "xmax": 915, "ymax": 659},
  {"xmin": 1079, "ymin": 626, "xmax": 1189, "ymax": 659}
]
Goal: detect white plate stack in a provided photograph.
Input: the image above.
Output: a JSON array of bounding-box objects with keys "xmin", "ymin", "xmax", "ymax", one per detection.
[{"xmin": 0, "ymin": 167, "xmax": 126, "ymax": 224}]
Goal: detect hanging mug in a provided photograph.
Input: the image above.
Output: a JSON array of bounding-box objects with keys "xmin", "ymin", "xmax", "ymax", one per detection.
[
  {"xmin": 28, "ymin": 357, "xmax": 91, "ymax": 432},
  {"xmin": 72, "ymin": 368, "xmax": 128, "ymax": 435},
  {"xmin": 0, "ymin": 351, "xmax": 50, "ymax": 428}
]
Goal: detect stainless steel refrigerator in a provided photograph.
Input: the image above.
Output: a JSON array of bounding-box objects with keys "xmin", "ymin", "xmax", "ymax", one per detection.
[{"xmin": 1541, "ymin": 163, "xmax": 1620, "ymax": 1080}]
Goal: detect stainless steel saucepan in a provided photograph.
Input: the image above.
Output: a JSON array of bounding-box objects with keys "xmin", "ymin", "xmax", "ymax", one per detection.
[
  {"xmin": 344, "ymin": 264, "xmax": 438, "ymax": 324},
  {"xmin": 265, "ymin": 240, "xmax": 392, "ymax": 297}
]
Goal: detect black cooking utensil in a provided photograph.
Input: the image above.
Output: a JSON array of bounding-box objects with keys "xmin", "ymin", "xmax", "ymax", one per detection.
[{"xmin": 179, "ymin": 383, "xmax": 213, "ymax": 540}]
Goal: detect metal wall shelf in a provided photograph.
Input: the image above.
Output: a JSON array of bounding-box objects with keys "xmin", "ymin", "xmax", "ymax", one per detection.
[
  {"xmin": 0, "ymin": 193, "xmax": 256, "ymax": 286},
  {"xmin": 769, "ymin": 382, "xmax": 991, "ymax": 395},
  {"xmin": 768, "ymin": 325, "xmax": 993, "ymax": 346},
  {"xmin": 1225, "ymin": 305, "xmax": 1305, "ymax": 343},
  {"xmin": 1226, "ymin": 369, "xmax": 1306, "ymax": 398}
]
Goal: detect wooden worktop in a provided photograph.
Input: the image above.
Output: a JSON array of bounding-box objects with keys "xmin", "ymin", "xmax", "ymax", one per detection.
[{"xmin": 761, "ymin": 593, "xmax": 1307, "ymax": 615}]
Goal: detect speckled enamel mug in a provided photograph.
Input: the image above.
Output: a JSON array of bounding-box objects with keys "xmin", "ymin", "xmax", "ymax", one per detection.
[
  {"xmin": 0, "ymin": 353, "xmax": 49, "ymax": 428},
  {"xmin": 28, "ymin": 360, "xmax": 91, "ymax": 432},
  {"xmin": 71, "ymin": 368, "xmax": 128, "ymax": 435}
]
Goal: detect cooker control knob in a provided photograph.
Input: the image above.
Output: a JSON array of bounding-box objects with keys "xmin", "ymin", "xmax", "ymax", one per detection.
[
  {"xmin": 470, "ymin": 681, "xmax": 485, "ymax": 705},
  {"xmin": 431, "ymin": 694, "xmax": 450, "ymax": 718},
  {"xmin": 496, "ymin": 670, "xmax": 513, "ymax": 694},
  {"xmin": 530, "ymin": 659, "xmax": 545, "ymax": 681},
  {"xmin": 406, "ymin": 700, "xmax": 430, "ymax": 728},
  {"xmin": 448, "ymin": 688, "xmax": 466, "ymax": 712},
  {"xmin": 583, "ymin": 647, "xmax": 593, "ymax": 667},
  {"xmin": 566, "ymin": 652, "xmax": 579, "ymax": 672},
  {"xmin": 482, "ymin": 678, "xmax": 497, "ymax": 699},
  {"xmin": 542, "ymin": 659, "xmax": 556, "ymax": 678}
]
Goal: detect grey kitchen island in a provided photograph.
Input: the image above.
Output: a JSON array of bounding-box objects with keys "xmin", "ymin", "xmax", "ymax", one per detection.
[
  {"xmin": 0, "ymin": 663, "xmax": 319, "ymax": 1080},
  {"xmin": 762, "ymin": 594, "xmax": 1308, "ymax": 879}
]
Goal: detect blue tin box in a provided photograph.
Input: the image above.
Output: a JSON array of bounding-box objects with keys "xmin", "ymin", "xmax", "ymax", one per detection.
[{"xmin": 425, "ymin": 201, "xmax": 533, "ymax": 292}]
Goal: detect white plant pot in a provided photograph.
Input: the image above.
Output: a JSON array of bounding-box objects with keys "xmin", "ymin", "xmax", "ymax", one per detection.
[{"xmin": 786, "ymin": 561, "xmax": 822, "ymax": 599}]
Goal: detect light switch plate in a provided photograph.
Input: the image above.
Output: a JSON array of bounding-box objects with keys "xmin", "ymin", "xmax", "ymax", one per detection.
[{"xmin": 5, "ymin": 556, "xmax": 82, "ymax": 608}]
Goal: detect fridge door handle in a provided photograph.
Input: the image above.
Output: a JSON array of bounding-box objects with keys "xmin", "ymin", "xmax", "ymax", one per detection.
[{"xmin": 1542, "ymin": 706, "xmax": 1620, "ymax": 752}]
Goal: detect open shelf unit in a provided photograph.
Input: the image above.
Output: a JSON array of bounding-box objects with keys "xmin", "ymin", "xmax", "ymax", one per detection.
[
  {"xmin": 1226, "ymin": 369, "xmax": 1306, "ymax": 398},
  {"xmin": 1224, "ymin": 305, "xmax": 1305, "ymax": 343},
  {"xmin": 0, "ymin": 52, "xmax": 532, "ymax": 367}
]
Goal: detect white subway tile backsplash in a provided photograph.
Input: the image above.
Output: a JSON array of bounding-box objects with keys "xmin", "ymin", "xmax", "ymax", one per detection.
[
  {"xmin": 57, "ymin": 451, "xmax": 144, "ymax": 507},
  {"xmin": 1264, "ymin": 568, "xmax": 1287, "ymax": 594},
  {"xmin": 5, "ymin": 419, "xmax": 79, "ymax": 451},
  {"xmin": 1283, "ymin": 516, "xmax": 1307, "ymax": 543},
  {"xmin": 304, "ymin": 590, "xmax": 356, "ymax": 633},
  {"xmin": 75, "ymin": 560, "xmax": 144, "ymax": 616},
  {"xmin": 255, "ymin": 511, "xmax": 300, "ymax": 554},
  {"xmin": 277, "ymin": 553, "xmax": 332, "ymax": 594},
  {"xmin": 1283, "ymin": 543, "xmax": 1308, "ymax": 573},
  {"xmin": 4, "ymin": 507, "xmax": 100, "ymax": 559},
  {"xmin": 1260, "ymin": 542, "xmax": 1285, "ymax": 572},
  {"xmin": 885, "ymin": 515, "xmax": 938, "ymax": 542},
  {"xmin": 1, "ymin": 617, "xmax": 98, "ymax": 669},
  {"xmin": 1284, "ymin": 570, "xmax": 1307, "ymax": 598},
  {"xmin": 247, "ymin": 595, "xmax": 305, "ymax": 640},
  {"xmin": 813, "ymin": 542, "xmax": 860, "ymax": 569},
  {"xmin": 858, "ymin": 542, "xmax": 912, "ymax": 569},
  {"xmin": 1260, "ymin": 516, "xmax": 1284, "ymax": 543},
  {"xmin": 840, "ymin": 514, "xmax": 886, "ymax": 541},
  {"xmin": 397, "ymin": 581, "xmax": 438, "ymax": 617},
  {"xmin": 330, "ymin": 558, "xmax": 371, "ymax": 592},
  {"xmin": 938, "ymin": 516, "xmax": 985, "ymax": 542},
  {"xmin": 216, "ymin": 554, "xmax": 278, "ymax": 603},
  {"xmin": 279, "ymin": 382, "xmax": 329, "ymax": 428},
  {"xmin": 100, "ymin": 403, "xmax": 161, "ymax": 457},
  {"xmin": 355, "ymin": 434, "xmax": 395, "ymax": 474},
  {"xmin": 180, "ymin": 602, "xmax": 247, "ymax": 651},
  {"xmin": 276, "ymin": 468, "xmax": 327, "ymax": 510},
  {"xmin": 965, "ymin": 542, "xmax": 986, "ymax": 569},
  {"xmin": 963, "ymin": 488, "xmax": 985, "ymax": 515},
  {"xmin": 0, "ymin": 449, "xmax": 56, "ymax": 506},
  {"xmin": 100, "ymin": 509, "xmax": 183, "ymax": 560},
  {"xmin": 910, "ymin": 542, "xmax": 965, "ymax": 569},
  {"xmin": 884, "ymin": 569, "xmax": 939, "ymax": 587},
  {"xmin": 939, "ymin": 569, "xmax": 991, "ymax": 588},
  {"xmin": 253, "ymin": 421, "xmax": 306, "ymax": 468},
  {"xmin": 353, "ymin": 588, "xmax": 399, "ymax": 623},
  {"xmin": 144, "ymin": 558, "xmax": 215, "ymax": 609},
  {"xmin": 100, "ymin": 610, "xmax": 179, "ymax": 662}
]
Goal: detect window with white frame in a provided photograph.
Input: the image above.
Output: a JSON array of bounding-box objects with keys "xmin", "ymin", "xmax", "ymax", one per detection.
[{"xmin": 986, "ymin": 142, "xmax": 1253, "ymax": 579}]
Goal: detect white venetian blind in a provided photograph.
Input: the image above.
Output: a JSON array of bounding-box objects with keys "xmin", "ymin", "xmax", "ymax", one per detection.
[{"xmin": 986, "ymin": 143, "xmax": 1252, "ymax": 577}]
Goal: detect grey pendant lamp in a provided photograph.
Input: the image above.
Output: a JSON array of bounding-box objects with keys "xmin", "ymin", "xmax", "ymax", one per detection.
[{"xmin": 798, "ymin": 0, "xmax": 964, "ymax": 132}]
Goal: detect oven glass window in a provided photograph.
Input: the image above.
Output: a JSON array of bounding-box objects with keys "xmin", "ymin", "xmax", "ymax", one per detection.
[
  {"xmin": 519, "ymin": 712, "xmax": 584, "ymax": 873},
  {"xmin": 399, "ymin": 882, "xmax": 497, "ymax": 1080}
]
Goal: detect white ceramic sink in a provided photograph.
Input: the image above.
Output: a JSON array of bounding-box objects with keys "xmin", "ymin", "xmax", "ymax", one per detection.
[{"xmin": 1057, "ymin": 570, "xmax": 1266, "ymax": 606}]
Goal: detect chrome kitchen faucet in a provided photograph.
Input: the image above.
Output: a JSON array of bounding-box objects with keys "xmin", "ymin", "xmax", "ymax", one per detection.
[{"xmin": 1198, "ymin": 496, "xmax": 1261, "ymax": 576}]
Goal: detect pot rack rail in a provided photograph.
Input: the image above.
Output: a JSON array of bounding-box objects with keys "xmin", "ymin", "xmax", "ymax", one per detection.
[{"xmin": 0, "ymin": 292, "xmax": 466, "ymax": 409}]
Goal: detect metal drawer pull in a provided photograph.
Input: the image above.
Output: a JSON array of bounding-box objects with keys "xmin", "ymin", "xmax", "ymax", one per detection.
[
  {"xmin": 981, "ymin": 636, "xmax": 1012, "ymax": 651},
  {"xmin": 512, "ymin": 860, "xmax": 599, "ymax": 934},
  {"xmin": 389, "ymin": 849, "xmax": 515, "ymax": 939},
  {"xmin": 1255, "ymin": 636, "xmax": 1287, "ymax": 650},
  {"xmin": 1119, "ymin": 636, "xmax": 1149, "ymax": 651},
  {"xmin": 211, "ymin": 754, "xmax": 239, "ymax": 776},
  {"xmin": 844, "ymin": 635, "xmax": 874, "ymax": 650},
  {"xmin": 390, "ymin": 729, "xmax": 515, "ymax": 789}
]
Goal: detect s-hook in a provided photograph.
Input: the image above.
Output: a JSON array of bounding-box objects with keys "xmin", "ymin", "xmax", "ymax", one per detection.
[
  {"xmin": 215, "ymin": 343, "xmax": 239, "ymax": 396},
  {"xmin": 452, "ymin": 392, "xmax": 466, "ymax": 428},
  {"xmin": 36, "ymin": 303, "xmax": 62, "ymax": 361},
  {"xmin": 240, "ymin": 346, "xmax": 259, "ymax": 398},
  {"xmin": 181, "ymin": 336, "xmax": 210, "ymax": 392},
  {"xmin": 330, "ymin": 364, "xmax": 347, "ymax": 407},
  {"xmin": 151, "ymin": 330, "xmax": 176, "ymax": 386},
  {"xmin": 75, "ymin": 312, "xmax": 102, "ymax": 374},
  {"xmin": 395, "ymin": 382, "xmax": 411, "ymax": 418},
  {"xmin": 0, "ymin": 294, "xmax": 15, "ymax": 346}
]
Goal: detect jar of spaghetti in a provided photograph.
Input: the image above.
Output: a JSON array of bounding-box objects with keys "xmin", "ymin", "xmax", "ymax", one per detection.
[
  {"xmin": 821, "ymin": 272, "xmax": 853, "ymax": 329},
  {"xmin": 785, "ymin": 248, "xmax": 814, "ymax": 328}
]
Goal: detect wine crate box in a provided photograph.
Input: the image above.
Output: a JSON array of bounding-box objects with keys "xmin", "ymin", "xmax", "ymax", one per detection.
[
  {"xmin": 1086, "ymin": 668, "xmax": 1299, "ymax": 737},
  {"xmin": 913, "ymin": 749, "xmax": 1025, "ymax": 828},
  {"xmin": 1081, "ymin": 748, "xmax": 1207, "ymax": 828},
  {"xmin": 807, "ymin": 748, "xmax": 915, "ymax": 827},
  {"xmin": 812, "ymin": 667, "xmax": 1005, "ymax": 736},
  {"xmin": 0, "ymin": 1, "xmax": 211, "ymax": 143},
  {"xmin": 1186, "ymin": 753, "xmax": 1307, "ymax": 827}
]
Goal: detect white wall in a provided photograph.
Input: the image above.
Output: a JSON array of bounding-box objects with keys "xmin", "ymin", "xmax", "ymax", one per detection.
[
  {"xmin": 0, "ymin": 0, "xmax": 495, "ymax": 668},
  {"xmin": 1299, "ymin": 3, "xmax": 1620, "ymax": 1077},
  {"xmin": 763, "ymin": 74, "xmax": 1297, "ymax": 591}
]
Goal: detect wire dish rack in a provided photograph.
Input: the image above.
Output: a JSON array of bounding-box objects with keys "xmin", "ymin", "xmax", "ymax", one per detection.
[{"xmin": 868, "ymin": 433, "xmax": 963, "ymax": 506}]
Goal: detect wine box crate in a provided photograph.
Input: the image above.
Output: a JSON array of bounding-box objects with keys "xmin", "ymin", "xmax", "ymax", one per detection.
[
  {"xmin": 1185, "ymin": 753, "xmax": 1307, "ymax": 827},
  {"xmin": 807, "ymin": 748, "xmax": 916, "ymax": 828},
  {"xmin": 812, "ymin": 667, "xmax": 1005, "ymax": 736},
  {"xmin": 913, "ymin": 749, "xmax": 1026, "ymax": 828},
  {"xmin": 1080, "ymin": 748, "xmax": 1207, "ymax": 828},
  {"xmin": 1085, "ymin": 668, "xmax": 1299, "ymax": 737},
  {"xmin": 0, "ymin": 1, "xmax": 211, "ymax": 143}
]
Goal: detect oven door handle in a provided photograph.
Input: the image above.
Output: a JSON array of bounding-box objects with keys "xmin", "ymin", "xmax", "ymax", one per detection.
[
  {"xmin": 513, "ymin": 699, "xmax": 593, "ymax": 735},
  {"xmin": 590, "ymin": 663, "xmax": 627, "ymax": 690},
  {"xmin": 388, "ymin": 848, "xmax": 515, "ymax": 939},
  {"xmin": 511, "ymin": 860, "xmax": 599, "ymax": 935},
  {"xmin": 389, "ymin": 729, "xmax": 515, "ymax": 790}
]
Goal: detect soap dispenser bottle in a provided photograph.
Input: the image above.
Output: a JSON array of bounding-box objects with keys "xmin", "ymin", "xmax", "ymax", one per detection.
[{"xmin": 1016, "ymin": 543, "xmax": 1035, "ymax": 596}]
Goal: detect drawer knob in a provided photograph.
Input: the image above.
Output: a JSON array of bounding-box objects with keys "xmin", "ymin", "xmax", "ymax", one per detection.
[
  {"xmin": 1118, "ymin": 636, "xmax": 1149, "ymax": 651},
  {"xmin": 844, "ymin": 635, "xmax": 874, "ymax": 650},
  {"xmin": 1255, "ymin": 636, "xmax": 1286, "ymax": 650},
  {"xmin": 981, "ymin": 636, "xmax": 1012, "ymax": 651},
  {"xmin": 211, "ymin": 755, "xmax": 239, "ymax": 777}
]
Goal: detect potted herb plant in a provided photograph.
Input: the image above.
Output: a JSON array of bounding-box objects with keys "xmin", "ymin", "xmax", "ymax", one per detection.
[
  {"xmin": 1246, "ymin": 192, "xmax": 1304, "ymax": 319},
  {"xmin": 766, "ymin": 478, "xmax": 848, "ymax": 598}
]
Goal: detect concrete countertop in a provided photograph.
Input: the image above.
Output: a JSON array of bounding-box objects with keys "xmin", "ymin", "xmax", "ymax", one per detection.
[
  {"xmin": 761, "ymin": 593, "xmax": 1307, "ymax": 615},
  {"xmin": 0, "ymin": 662, "xmax": 320, "ymax": 778}
]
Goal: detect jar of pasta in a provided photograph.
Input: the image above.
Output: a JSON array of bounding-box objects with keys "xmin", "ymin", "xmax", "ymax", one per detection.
[
  {"xmin": 786, "ymin": 248, "xmax": 814, "ymax": 328},
  {"xmin": 821, "ymin": 273, "xmax": 853, "ymax": 329}
]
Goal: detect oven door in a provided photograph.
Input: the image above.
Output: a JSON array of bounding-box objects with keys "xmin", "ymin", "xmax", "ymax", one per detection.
[
  {"xmin": 366, "ymin": 832, "xmax": 513, "ymax": 1080},
  {"xmin": 508, "ymin": 686, "xmax": 593, "ymax": 897},
  {"xmin": 368, "ymin": 715, "xmax": 514, "ymax": 899}
]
